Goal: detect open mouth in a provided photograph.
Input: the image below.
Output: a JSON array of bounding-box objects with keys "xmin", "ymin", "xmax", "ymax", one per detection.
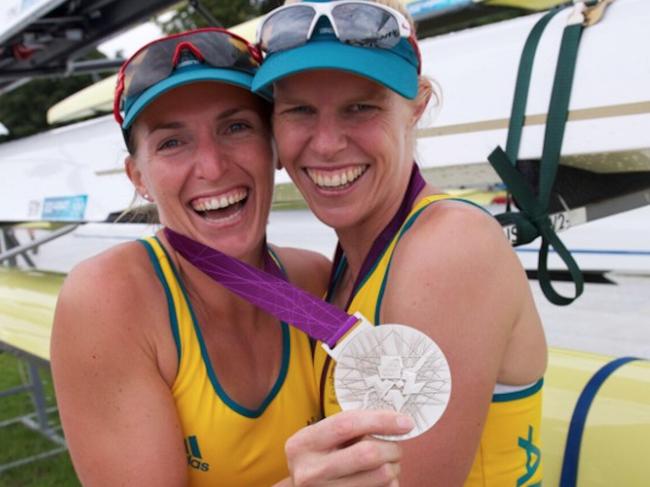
[
  {"xmin": 190, "ymin": 188, "xmax": 249, "ymax": 222},
  {"xmin": 305, "ymin": 165, "xmax": 368, "ymax": 190}
]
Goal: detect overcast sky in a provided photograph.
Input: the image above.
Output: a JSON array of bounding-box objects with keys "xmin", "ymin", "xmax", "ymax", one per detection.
[{"xmin": 98, "ymin": 21, "xmax": 163, "ymax": 59}]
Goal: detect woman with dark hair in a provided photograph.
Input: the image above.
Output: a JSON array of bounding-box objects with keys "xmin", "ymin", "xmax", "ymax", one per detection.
[{"xmin": 51, "ymin": 27, "xmax": 413, "ymax": 486}]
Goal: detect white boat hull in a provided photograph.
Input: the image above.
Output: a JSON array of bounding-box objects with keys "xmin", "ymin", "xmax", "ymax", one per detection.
[
  {"xmin": 8, "ymin": 204, "xmax": 650, "ymax": 275},
  {"xmin": 1, "ymin": 0, "xmax": 648, "ymax": 275},
  {"xmin": 416, "ymin": 0, "xmax": 650, "ymax": 178}
]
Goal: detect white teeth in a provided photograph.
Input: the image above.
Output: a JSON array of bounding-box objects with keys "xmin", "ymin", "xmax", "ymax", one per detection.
[
  {"xmin": 192, "ymin": 189, "xmax": 248, "ymax": 212},
  {"xmin": 306, "ymin": 166, "xmax": 366, "ymax": 188}
]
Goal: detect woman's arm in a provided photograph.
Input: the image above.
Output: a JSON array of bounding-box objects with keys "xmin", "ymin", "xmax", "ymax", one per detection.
[
  {"xmin": 276, "ymin": 409, "xmax": 414, "ymax": 487},
  {"xmin": 51, "ymin": 248, "xmax": 187, "ymax": 486},
  {"xmin": 381, "ymin": 201, "xmax": 543, "ymax": 486},
  {"xmin": 272, "ymin": 247, "xmax": 415, "ymax": 486}
]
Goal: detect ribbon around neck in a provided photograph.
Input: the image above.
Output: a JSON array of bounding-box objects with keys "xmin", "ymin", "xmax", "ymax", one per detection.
[
  {"xmin": 164, "ymin": 228, "xmax": 358, "ymax": 348},
  {"xmin": 328, "ymin": 163, "xmax": 427, "ymax": 307}
]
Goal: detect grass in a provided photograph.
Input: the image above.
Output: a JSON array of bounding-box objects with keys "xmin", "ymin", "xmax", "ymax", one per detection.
[{"xmin": 0, "ymin": 352, "xmax": 80, "ymax": 487}]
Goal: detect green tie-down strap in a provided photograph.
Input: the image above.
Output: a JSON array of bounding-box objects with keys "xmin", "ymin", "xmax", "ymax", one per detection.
[
  {"xmin": 490, "ymin": 147, "xmax": 584, "ymax": 306},
  {"xmin": 489, "ymin": 7, "xmax": 589, "ymax": 306},
  {"xmin": 504, "ymin": 6, "xmax": 567, "ymax": 170}
]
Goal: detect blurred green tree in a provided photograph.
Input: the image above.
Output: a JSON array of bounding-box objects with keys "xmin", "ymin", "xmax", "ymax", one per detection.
[
  {"xmin": 0, "ymin": 0, "xmax": 285, "ymax": 142},
  {"xmin": 157, "ymin": 0, "xmax": 282, "ymax": 33},
  {"xmin": 0, "ymin": 50, "xmax": 111, "ymax": 142}
]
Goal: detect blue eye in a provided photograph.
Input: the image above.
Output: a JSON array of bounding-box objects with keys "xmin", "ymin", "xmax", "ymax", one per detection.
[
  {"xmin": 226, "ymin": 122, "xmax": 251, "ymax": 134},
  {"xmin": 348, "ymin": 104, "xmax": 375, "ymax": 113},
  {"xmin": 158, "ymin": 138, "xmax": 181, "ymax": 151},
  {"xmin": 283, "ymin": 105, "xmax": 314, "ymax": 116}
]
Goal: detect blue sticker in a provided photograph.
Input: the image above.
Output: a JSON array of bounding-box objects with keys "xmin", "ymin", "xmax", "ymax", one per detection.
[
  {"xmin": 407, "ymin": 0, "xmax": 473, "ymax": 20},
  {"xmin": 42, "ymin": 195, "xmax": 88, "ymax": 221}
]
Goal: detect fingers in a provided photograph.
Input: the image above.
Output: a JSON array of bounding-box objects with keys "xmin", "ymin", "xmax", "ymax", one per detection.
[
  {"xmin": 285, "ymin": 411, "xmax": 413, "ymax": 486},
  {"xmin": 286, "ymin": 409, "xmax": 414, "ymax": 453},
  {"xmin": 290, "ymin": 439, "xmax": 402, "ymax": 487},
  {"xmin": 320, "ymin": 437, "xmax": 402, "ymax": 479},
  {"xmin": 329, "ymin": 460, "xmax": 401, "ymax": 487}
]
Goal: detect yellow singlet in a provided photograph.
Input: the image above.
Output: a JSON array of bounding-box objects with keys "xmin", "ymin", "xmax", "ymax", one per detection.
[
  {"xmin": 314, "ymin": 196, "xmax": 544, "ymax": 487},
  {"xmin": 140, "ymin": 237, "xmax": 321, "ymax": 487}
]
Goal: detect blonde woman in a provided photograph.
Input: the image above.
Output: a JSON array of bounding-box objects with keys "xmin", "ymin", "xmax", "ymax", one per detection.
[{"xmin": 254, "ymin": 1, "xmax": 547, "ymax": 485}]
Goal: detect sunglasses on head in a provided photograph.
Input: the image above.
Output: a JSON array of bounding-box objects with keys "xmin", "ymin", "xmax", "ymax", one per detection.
[
  {"xmin": 114, "ymin": 28, "xmax": 262, "ymax": 125},
  {"xmin": 256, "ymin": 0, "xmax": 420, "ymax": 69}
]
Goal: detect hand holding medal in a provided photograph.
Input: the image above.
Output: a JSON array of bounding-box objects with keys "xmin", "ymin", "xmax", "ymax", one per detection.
[
  {"xmin": 327, "ymin": 318, "xmax": 451, "ymax": 441},
  {"xmin": 165, "ymin": 227, "xmax": 451, "ymax": 441}
]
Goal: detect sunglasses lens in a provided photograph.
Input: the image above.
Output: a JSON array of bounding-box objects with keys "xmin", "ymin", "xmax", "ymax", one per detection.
[
  {"xmin": 332, "ymin": 3, "xmax": 402, "ymax": 48},
  {"xmin": 123, "ymin": 41, "xmax": 177, "ymax": 99},
  {"xmin": 191, "ymin": 31, "xmax": 258, "ymax": 72},
  {"xmin": 121, "ymin": 29, "xmax": 260, "ymax": 108},
  {"xmin": 261, "ymin": 6, "xmax": 314, "ymax": 53}
]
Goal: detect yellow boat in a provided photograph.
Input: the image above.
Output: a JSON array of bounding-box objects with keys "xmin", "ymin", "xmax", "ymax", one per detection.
[{"xmin": 1, "ymin": 265, "xmax": 649, "ymax": 484}]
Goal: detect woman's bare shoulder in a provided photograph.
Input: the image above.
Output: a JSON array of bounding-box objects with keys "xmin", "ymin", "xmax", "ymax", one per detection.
[
  {"xmin": 62, "ymin": 241, "xmax": 157, "ymax": 304},
  {"xmin": 386, "ymin": 198, "xmax": 529, "ymax": 333},
  {"xmin": 399, "ymin": 199, "xmax": 517, "ymax": 274},
  {"xmin": 269, "ymin": 245, "xmax": 331, "ymax": 297},
  {"xmin": 54, "ymin": 240, "xmax": 164, "ymax": 348},
  {"xmin": 417, "ymin": 198, "xmax": 505, "ymax": 241},
  {"xmin": 50, "ymin": 240, "xmax": 186, "ymax": 486}
]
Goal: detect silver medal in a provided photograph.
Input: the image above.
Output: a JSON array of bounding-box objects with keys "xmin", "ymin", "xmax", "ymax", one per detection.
[{"xmin": 324, "ymin": 316, "xmax": 452, "ymax": 441}]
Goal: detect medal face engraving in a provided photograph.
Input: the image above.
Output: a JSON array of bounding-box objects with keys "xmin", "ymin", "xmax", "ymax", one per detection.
[{"xmin": 333, "ymin": 324, "xmax": 452, "ymax": 441}]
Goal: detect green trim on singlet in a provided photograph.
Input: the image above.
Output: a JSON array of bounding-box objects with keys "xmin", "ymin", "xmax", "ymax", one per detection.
[
  {"xmin": 267, "ymin": 246, "xmax": 287, "ymax": 275},
  {"xmin": 492, "ymin": 378, "xmax": 544, "ymax": 402},
  {"xmin": 374, "ymin": 198, "xmax": 491, "ymax": 324},
  {"xmin": 153, "ymin": 237, "xmax": 292, "ymax": 419},
  {"xmin": 139, "ymin": 239, "xmax": 182, "ymax": 362},
  {"xmin": 329, "ymin": 198, "xmax": 487, "ymax": 305},
  {"xmin": 355, "ymin": 254, "xmax": 383, "ymax": 300},
  {"xmin": 331, "ymin": 251, "xmax": 386, "ymax": 303},
  {"xmin": 374, "ymin": 204, "xmax": 426, "ymax": 324},
  {"xmin": 325, "ymin": 255, "xmax": 346, "ymax": 303},
  {"xmin": 371, "ymin": 199, "xmax": 543, "ymax": 404},
  {"xmin": 331, "ymin": 257, "xmax": 346, "ymax": 290}
]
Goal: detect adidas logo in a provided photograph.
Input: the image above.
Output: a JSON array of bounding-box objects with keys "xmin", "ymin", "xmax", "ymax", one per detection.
[{"xmin": 185, "ymin": 435, "xmax": 210, "ymax": 472}]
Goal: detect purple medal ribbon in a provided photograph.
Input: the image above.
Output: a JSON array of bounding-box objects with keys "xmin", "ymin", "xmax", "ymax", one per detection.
[
  {"xmin": 164, "ymin": 229, "xmax": 359, "ymax": 348},
  {"xmin": 328, "ymin": 163, "xmax": 427, "ymax": 307},
  {"xmin": 165, "ymin": 163, "xmax": 426, "ymax": 349}
]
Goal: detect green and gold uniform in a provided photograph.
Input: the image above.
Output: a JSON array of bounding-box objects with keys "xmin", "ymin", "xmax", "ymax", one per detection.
[
  {"xmin": 315, "ymin": 195, "xmax": 544, "ymax": 487},
  {"xmin": 141, "ymin": 237, "xmax": 320, "ymax": 486}
]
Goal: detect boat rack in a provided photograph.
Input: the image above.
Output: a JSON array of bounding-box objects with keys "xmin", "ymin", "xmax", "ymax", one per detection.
[
  {"xmin": 0, "ymin": 224, "xmax": 77, "ymax": 473},
  {"xmin": 0, "ymin": 223, "xmax": 79, "ymax": 266},
  {"xmin": 0, "ymin": 342, "xmax": 67, "ymax": 475}
]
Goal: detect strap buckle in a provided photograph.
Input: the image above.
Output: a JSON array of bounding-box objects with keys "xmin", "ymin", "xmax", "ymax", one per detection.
[{"xmin": 580, "ymin": 0, "xmax": 615, "ymax": 27}]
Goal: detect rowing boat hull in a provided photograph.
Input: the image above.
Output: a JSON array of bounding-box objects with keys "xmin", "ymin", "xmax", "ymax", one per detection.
[
  {"xmin": 1, "ymin": 265, "xmax": 648, "ymax": 485},
  {"xmin": 2, "ymin": 1, "xmax": 648, "ymax": 223},
  {"xmin": 416, "ymin": 0, "xmax": 650, "ymax": 181},
  {"xmin": 542, "ymin": 349, "xmax": 650, "ymax": 486}
]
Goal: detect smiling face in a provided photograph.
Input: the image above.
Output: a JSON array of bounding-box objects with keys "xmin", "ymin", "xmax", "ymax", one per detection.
[
  {"xmin": 126, "ymin": 82, "xmax": 273, "ymax": 259},
  {"xmin": 272, "ymin": 70, "xmax": 423, "ymax": 240}
]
